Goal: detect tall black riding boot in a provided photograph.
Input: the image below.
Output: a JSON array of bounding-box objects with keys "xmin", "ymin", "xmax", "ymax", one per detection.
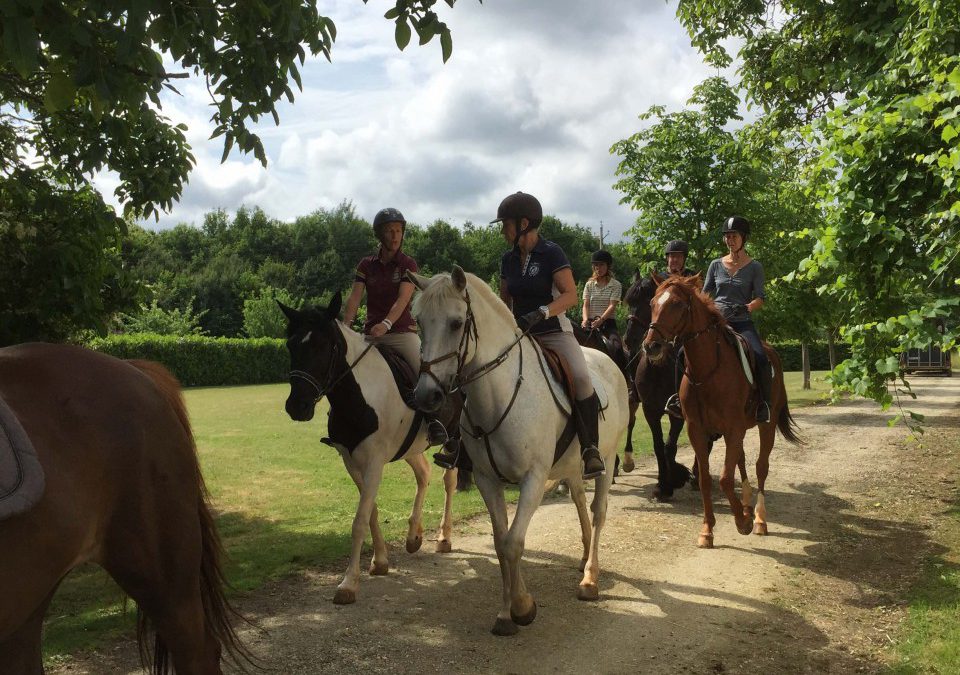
[
  {"xmin": 431, "ymin": 392, "xmax": 465, "ymax": 469},
  {"xmin": 756, "ymin": 362, "xmax": 772, "ymax": 423},
  {"xmin": 574, "ymin": 394, "xmax": 605, "ymax": 479},
  {"xmin": 664, "ymin": 347, "xmax": 685, "ymax": 418}
]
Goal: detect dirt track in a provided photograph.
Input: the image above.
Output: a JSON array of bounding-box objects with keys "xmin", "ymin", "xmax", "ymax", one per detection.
[{"xmin": 56, "ymin": 377, "xmax": 960, "ymax": 674}]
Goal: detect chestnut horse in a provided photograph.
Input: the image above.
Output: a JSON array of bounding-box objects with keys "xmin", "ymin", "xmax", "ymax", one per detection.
[
  {"xmin": 622, "ymin": 272, "xmax": 691, "ymax": 499},
  {"xmin": 0, "ymin": 343, "xmax": 246, "ymax": 674},
  {"xmin": 642, "ymin": 276, "xmax": 801, "ymax": 547}
]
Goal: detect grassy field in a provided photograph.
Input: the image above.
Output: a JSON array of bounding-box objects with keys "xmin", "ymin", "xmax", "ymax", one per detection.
[{"xmin": 41, "ymin": 370, "xmax": 833, "ymax": 663}]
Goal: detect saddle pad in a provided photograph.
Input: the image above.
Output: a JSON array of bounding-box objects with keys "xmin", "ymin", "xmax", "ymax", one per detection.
[
  {"xmin": 734, "ymin": 336, "xmax": 754, "ymax": 386},
  {"xmin": 0, "ymin": 395, "xmax": 45, "ymax": 520},
  {"xmin": 537, "ymin": 348, "xmax": 610, "ymax": 415}
]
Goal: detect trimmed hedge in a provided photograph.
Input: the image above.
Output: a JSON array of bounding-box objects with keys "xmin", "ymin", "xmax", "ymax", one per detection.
[
  {"xmin": 87, "ymin": 334, "xmax": 851, "ymax": 388},
  {"xmin": 88, "ymin": 334, "xmax": 288, "ymax": 387}
]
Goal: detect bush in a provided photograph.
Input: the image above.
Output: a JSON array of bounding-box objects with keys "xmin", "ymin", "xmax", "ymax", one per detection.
[
  {"xmin": 118, "ymin": 298, "xmax": 208, "ymax": 336},
  {"xmin": 88, "ymin": 334, "xmax": 288, "ymax": 387},
  {"xmin": 243, "ymin": 286, "xmax": 300, "ymax": 338}
]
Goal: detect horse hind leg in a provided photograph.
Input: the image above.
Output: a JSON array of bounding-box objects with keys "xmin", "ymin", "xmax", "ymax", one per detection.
[
  {"xmin": 0, "ymin": 590, "xmax": 55, "ymax": 675},
  {"xmin": 753, "ymin": 425, "xmax": 775, "ymax": 535}
]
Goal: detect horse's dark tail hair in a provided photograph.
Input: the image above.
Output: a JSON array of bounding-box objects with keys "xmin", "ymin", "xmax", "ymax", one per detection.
[
  {"xmin": 777, "ymin": 397, "xmax": 803, "ymax": 446},
  {"xmin": 128, "ymin": 360, "xmax": 258, "ymax": 674},
  {"xmin": 456, "ymin": 467, "xmax": 473, "ymax": 491}
]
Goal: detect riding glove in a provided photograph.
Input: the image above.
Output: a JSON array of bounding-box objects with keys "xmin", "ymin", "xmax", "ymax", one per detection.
[{"xmin": 517, "ymin": 309, "xmax": 545, "ymax": 332}]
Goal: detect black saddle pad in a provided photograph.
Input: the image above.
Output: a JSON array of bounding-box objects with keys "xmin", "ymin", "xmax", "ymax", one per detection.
[
  {"xmin": 376, "ymin": 346, "xmax": 418, "ymax": 409},
  {"xmin": 0, "ymin": 395, "xmax": 45, "ymax": 520}
]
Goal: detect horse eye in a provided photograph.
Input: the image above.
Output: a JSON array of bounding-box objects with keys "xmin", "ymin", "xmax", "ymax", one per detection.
[{"xmin": 450, "ymin": 319, "xmax": 463, "ymax": 331}]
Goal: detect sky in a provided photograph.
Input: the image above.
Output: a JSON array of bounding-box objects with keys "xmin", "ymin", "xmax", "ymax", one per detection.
[{"xmin": 100, "ymin": 0, "xmax": 729, "ymax": 241}]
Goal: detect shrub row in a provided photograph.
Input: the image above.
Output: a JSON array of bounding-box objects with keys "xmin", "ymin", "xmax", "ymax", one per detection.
[{"xmin": 88, "ymin": 334, "xmax": 288, "ymax": 387}]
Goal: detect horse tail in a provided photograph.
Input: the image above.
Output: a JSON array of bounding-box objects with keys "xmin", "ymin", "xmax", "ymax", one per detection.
[
  {"xmin": 777, "ymin": 398, "xmax": 803, "ymax": 446},
  {"xmin": 127, "ymin": 360, "xmax": 255, "ymax": 674},
  {"xmin": 456, "ymin": 467, "xmax": 473, "ymax": 491}
]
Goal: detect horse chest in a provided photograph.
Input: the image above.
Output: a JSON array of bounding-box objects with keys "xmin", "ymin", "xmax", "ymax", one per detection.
[{"xmin": 326, "ymin": 376, "xmax": 379, "ymax": 452}]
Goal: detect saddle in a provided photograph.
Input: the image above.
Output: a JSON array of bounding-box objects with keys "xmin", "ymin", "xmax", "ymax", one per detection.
[
  {"xmin": 375, "ymin": 345, "xmax": 419, "ymax": 410},
  {"xmin": 532, "ymin": 338, "xmax": 610, "ymax": 414},
  {"xmin": 0, "ymin": 395, "xmax": 45, "ymax": 521},
  {"xmin": 720, "ymin": 326, "xmax": 773, "ymax": 415}
]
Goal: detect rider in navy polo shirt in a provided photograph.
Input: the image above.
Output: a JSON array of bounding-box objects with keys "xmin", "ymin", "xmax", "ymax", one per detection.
[{"xmin": 495, "ymin": 192, "xmax": 606, "ymax": 479}]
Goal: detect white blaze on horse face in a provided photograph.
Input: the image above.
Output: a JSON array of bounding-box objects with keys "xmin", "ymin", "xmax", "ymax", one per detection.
[
  {"xmin": 300, "ymin": 331, "xmax": 312, "ymax": 344},
  {"xmin": 657, "ymin": 290, "xmax": 671, "ymax": 307}
]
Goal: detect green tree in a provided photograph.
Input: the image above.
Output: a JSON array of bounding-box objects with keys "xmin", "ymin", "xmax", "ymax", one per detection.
[
  {"xmin": 118, "ymin": 298, "xmax": 207, "ymax": 336},
  {"xmin": 243, "ymin": 287, "xmax": 301, "ymax": 338},
  {"xmin": 405, "ymin": 219, "xmax": 474, "ymax": 274}
]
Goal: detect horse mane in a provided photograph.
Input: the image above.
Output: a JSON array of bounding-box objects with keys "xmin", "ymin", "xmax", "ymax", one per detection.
[
  {"xmin": 656, "ymin": 276, "xmax": 729, "ymax": 328},
  {"xmin": 414, "ymin": 271, "xmax": 519, "ymax": 331}
]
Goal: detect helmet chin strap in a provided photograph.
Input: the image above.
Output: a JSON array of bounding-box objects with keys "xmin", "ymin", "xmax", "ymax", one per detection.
[{"xmin": 513, "ymin": 220, "xmax": 534, "ymax": 248}]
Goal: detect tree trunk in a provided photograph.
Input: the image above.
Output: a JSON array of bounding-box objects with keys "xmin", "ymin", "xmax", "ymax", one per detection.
[
  {"xmin": 801, "ymin": 342, "xmax": 811, "ymax": 390},
  {"xmin": 827, "ymin": 330, "xmax": 838, "ymax": 371}
]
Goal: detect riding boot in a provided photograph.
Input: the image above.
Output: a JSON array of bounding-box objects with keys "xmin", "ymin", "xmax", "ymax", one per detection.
[
  {"xmin": 574, "ymin": 394, "xmax": 605, "ymax": 479},
  {"xmin": 755, "ymin": 362, "xmax": 772, "ymax": 423},
  {"xmin": 433, "ymin": 436, "xmax": 463, "ymax": 470},
  {"xmin": 664, "ymin": 348, "xmax": 685, "ymax": 418},
  {"xmin": 431, "ymin": 392, "xmax": 465, "ymax": 469}
]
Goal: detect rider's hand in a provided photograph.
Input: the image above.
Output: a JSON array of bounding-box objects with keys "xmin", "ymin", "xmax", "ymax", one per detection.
[
  {"xmin": 517, "ymin": 309, "xmax": 545, "ymax": 332},
  {"xmin": 591, "ymin": 317, "xmax": 604, "ymax": 329},
  {"xmin": 369, "ymin": 322, "xmax": 388, "ymax": 337},
  {"xmin": 581, "ymin": 319, "xmax": 590, "ymax": 328}
]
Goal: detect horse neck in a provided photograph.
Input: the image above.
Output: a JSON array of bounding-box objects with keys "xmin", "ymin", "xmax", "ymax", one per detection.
[
  {"xmin": 677, "ymin": 295, "xmax": 721, "ymax": 384},
  {"xmin": 329, "ymin": 322, "xmax": 389, "ymax": 408},
  {"xmin": 459, "ymin": 292, "xmax": 529, "ymax": 406}
]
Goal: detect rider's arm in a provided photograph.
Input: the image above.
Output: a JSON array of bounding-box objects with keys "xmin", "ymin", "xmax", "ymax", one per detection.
[
  {"xmin": 384, "ymin": 281, "xmax": 416, "ymax": 327},
  {"xmin": 546, "ymin": 267, "xmax": 578, "ymax": 318},
  {"xmin": 703, "ymin": 260, "xmax": 718, "ymax": 297},
  {"xmin": 581, "ymin": 284, "xmax": 591, "ymax": 326},
  {"xmin": 342, "ymin": 281, "xmax": 365, "ymax": 327},
  {"xmin": 747, "ymin": 262, "xmax": 766, "ymax": 314},
  {"xmin": 499, "ymin": 277, "xmax": 513, "ymax": 310}
]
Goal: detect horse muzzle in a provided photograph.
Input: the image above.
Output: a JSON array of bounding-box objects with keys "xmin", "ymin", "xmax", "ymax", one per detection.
[
  {"xmin": 643, "ymin": 340, "xmax": 666, "ymax": 364},
  {"xmin": 285, "ymin": 395, "xmax": 316, "ymax": 422},
  {"xmin": 414, "ymin": 377, "xmax": 446, "ymax": 413}
]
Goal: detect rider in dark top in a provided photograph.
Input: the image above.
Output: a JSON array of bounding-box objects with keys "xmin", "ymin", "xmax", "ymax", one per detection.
[{"xmin": 661, "ymin": 240, "xmax": 698, "ymax": 418}]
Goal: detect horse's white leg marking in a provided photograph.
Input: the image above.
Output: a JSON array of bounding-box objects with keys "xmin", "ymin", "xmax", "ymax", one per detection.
[
  {"xmin": 566, "ymin": 478, "xmax": 592, "ymax": 572},
  {"xmin": 436, "ymin": 468, "xmax": 457, "ymax": 553},
  {"xmin": 335, "ymin": 459, "xmax": 386, "ymax": 604},
  {"xmin": 404, "ymin": 453, "xmax": 430, "ymax": 554},
  {"xmin": 741, "ymin": 477, "xmax": 753, "ymax": 516}
]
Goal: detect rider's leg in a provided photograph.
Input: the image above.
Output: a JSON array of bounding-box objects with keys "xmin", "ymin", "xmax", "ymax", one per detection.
[
  {"xmin": 538, "ymin": 331, "xmax": 605, "ymax": 479},
  {"xmin": 730, "ymin": 321, "xmax": 771, "ymax": 422},
  {"xmin": 664, "ymin": 346, "xmax": 685, "ymax": 417}
]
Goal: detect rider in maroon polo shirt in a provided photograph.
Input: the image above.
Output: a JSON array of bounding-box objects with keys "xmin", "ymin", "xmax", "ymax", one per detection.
[{"xmin": 343, "ymin": 208, "xmax": 458, "ymax": 457}]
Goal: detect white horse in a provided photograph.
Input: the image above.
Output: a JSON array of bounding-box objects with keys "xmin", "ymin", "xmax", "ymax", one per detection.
[
  {"xmin": 410, "ymin": 266, "xmax": 629, "ymax": 636},
  {"xmin": 279, "ymin": 294, "xmax": 458, "ymax": 605}
]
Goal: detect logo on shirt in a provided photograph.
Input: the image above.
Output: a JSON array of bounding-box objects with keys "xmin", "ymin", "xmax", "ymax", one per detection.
[
  {"xmin": 527, "ymin": 262, "xmax": 540, "ymax": 277},
  {"xmin": 392, "ymin": 270, "xmax": 401, "ymax": 283}
]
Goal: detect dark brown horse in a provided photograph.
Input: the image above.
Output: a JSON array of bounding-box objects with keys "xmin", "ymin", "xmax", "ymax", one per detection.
[
  {"xmin": 0, "ymin": 343, "xmax": 246, "ymax": 674},
  {"xmin": 622, "ymin": 272, "xmax": 691, "ymax": 500},
  {"xmin": 642, "ymin": 276, "xmax": 802, "ymax": 547}
]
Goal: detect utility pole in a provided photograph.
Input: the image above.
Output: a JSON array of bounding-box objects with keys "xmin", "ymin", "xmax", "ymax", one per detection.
[{"xmin": 598, "ymin": 220, "xmax": 606, "ymax": 249}]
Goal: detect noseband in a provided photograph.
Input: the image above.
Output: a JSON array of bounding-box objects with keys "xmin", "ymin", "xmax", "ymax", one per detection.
[{"xmin": 288, "ymin": 331, "xmax": 375, "ymax": 403}]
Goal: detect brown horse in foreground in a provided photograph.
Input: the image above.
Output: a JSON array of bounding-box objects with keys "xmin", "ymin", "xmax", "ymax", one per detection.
[
  {"xmin": 0, "ymin": 344, "xmax": 246, "ymax": 674},
  {"xmin": 642, "ymin": 276, "xmax": 802, "ymax": 547}
]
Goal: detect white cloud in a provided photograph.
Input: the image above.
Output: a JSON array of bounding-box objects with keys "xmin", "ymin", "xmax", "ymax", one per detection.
[{"xmin": 106, "ymin": 0, "xmax": 731, "ymax": 240}]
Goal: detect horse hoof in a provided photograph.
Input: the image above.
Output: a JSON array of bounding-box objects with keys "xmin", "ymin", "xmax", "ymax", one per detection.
[
  {"xmin": 736, "ymin": 519, "xmax": 753, "ymax": 536},
  {"xmin": 753, "ymin": 522, "xmax": 768, "ymax": 536},
  {"xmin": 435, "ymin": 539, "xmax": 453, "ymax": 553},
  {"xmin": 697, "ymin": 534, "xmax": 714, "ymax": 549},
  {"xmin": 492, "ymin": 618, "xmax": 519, "ymax": 636},
  {"xmin": 369, "ymin": 561, "xmax": 389, "ymax": 576},
  {"xmin": 655, "ymin": 487, "xmax": 674, "ymax": 502},
  {"xmin": 406, "ymin": 535, "xmax": 423, "ymax": 554},
  {"xmin": 511, "ymin": 599, "xmax": 537, "ymax": 626},
  {"xmin": 623, "ymin": 456, "xmax": 635, "ymax": 473},
  {"xmin": 333, "ymin": 588, "xmax": 357, "ymax": 604},
  {"xmin": 577, "ymin": 583, "xmax": 600, "ymax": 601}
]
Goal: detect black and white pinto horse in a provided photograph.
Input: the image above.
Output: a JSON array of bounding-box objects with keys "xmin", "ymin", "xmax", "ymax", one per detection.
[
  {"xmin": 411, "ymin": 267, "xmax": 629, "ymax": 636},
  {"xmin": 622, "ymin": 272, "xmax": 691, "ymax": 500},
  {"xmin": 280, "ymin": 295, "xmax": 458, "ymax": 605}
]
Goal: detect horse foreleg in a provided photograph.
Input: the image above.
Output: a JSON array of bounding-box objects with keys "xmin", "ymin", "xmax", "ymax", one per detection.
[
  {"xmin": 473, "ymin": 470, "xmax": 515, "ymax": 636},
  {"xmin": 343, "ymin": 458, "xmax": 389, "ymax": 578},
  {"xmin": 665, "ymin": 413, "xmax": 690, "ymax": 492},
  {"xmin": 502, "ymin": 473, "xmax": 545, "ymax": 628},
  {"xmin": 0, "ymin": 589, "xmax": 54, "ymax": 675},
  {"xmin": 436, "ymin": 467, "xmax": 457, "ymax": 553},
  {"xmin": 738, "ymin": 449, "xmax": 753, "ymax": 520},
  {"xmin": 566, "ymin": 479, "xmax": 592, "ymax": 572},
  {"xmin": 622, "ymin": 397, "xmax": 639, "ymax": 472},
  {"xmin": 754, "ymin": 424, "xmax": 775, "ymax": 535},
  {"xmin": 689, "ymin": 428, "xmax": 716, "ymax": 548},
  {"xmin": 404, "ymin": 453, "xmax": 430, "ymax": 554},
  {"xmin": 336, "ymin": 459, "xmax": 386, "ymax": 604},
  {"xmin": 643, "ymin": 403, "xmax": 669, "ymax": 500},
  {"xmin": 720, "ymin": 434, "xmax": 752, "ymax": 536},
  {"xmin": 579, "ymin": 468, "xmax": 614, "ymax": 601}
]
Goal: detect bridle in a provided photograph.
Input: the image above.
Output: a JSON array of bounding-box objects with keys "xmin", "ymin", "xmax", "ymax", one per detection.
[
  {"xmin": 287, "ymin": 328, "xmax": 375, "ymax": 403},
  {"xmin": 646, "ymin": 292, "xmax": 721, "ymax": 386},
  {"xmin": 418, "ymin": 287, "xmax": 525, "ymax": 394}
]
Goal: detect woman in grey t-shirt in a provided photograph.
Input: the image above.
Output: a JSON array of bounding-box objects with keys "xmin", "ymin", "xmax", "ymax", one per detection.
[{"xmin": 703, "ymin": 216, "xmax": 772, "ymax": 422}]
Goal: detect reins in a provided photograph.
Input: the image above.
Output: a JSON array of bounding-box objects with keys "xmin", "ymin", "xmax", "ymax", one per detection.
[{"xmin": 288, "ymin": 330, "xmax": 376, "ymax": 402}]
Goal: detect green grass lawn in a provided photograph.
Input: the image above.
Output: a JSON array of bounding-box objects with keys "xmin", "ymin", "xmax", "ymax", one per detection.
[{"xmin": 41, "ymin": 370, "xmax": 832, "ymax": 663}]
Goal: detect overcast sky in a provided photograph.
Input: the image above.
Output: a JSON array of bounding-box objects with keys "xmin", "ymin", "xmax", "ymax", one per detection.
[{"xmin": 102, "ymin": 0, "xmax": 728, "ymax": 240}]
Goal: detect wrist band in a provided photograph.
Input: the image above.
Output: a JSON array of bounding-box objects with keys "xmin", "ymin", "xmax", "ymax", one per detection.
[{"xmin": 381, "ymin": 318, "xmax": 393, "ymax": 329}]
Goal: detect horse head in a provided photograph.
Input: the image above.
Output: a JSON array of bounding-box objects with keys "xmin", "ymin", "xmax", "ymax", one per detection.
[
  {"xmin": 278, "ymin": 292, "xmax": 344, "ymax": 422},
  {"xmin": 642, "ymin": 275, "xmax": 701, "ymax": 364},
  {"xmin": 623, "ymin": 271, "xmax": 664, "ymax": 356},
  {"xmin": 409, "ymin": 265, "xmax": 478, "ymax": 413}
]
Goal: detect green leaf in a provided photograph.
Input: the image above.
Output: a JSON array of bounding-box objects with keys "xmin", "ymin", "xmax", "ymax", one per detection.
[
  {"xmin": 44, "ymin": 71, "xmax": 76, "ymax": 113},
  {"xmin": 395, "ymin": 19, "xmax": 411, "ymax": 50},
  {"xmin": 942, "ymin": 125, "xmax": 958, "ymax": 143},
  {"xmin": 440, "ymin": 28, "xmax": 452, "ymax": 63},
  {"xmin": 3, "ymin": 16, "xmax": 40, "ymax": 77}
]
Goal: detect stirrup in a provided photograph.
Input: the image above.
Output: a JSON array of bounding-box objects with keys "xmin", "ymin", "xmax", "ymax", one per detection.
[
  {"xmin": 581, "ymin": 447, "xmax": 605, "ymax": 479},
  {"xmin": 664, "ymin": 394, "xmax": 683, "ymax": 419},
  {"xmin": 433, "ymin": 438, "xmax": 460, "ymax": 470},
  {"xmin": 756, "ymin": 401, "xmax": 771, "ymax": 423},
  {"xmin": 426, "ymin": 419, "xmax": 448, "ymax": 446}
]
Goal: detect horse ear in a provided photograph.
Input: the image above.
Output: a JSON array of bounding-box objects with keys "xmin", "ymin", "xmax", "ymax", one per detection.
[
  {"xmin": 688, "ymin": 273, "xmax": 703, "ymax": 290},
  {"xmin": 633, "ymin": 267, "xmax": 642, "ymax": 282},
  {"xmin": 650, "ymin": 271, "xmax": 666, "ymax": 286},
  {"xmin": 327, "ymin": 291, "xmax": 342, "ymax": 318},
  {"xmin": 406, "ymin": 270, "xmax": 429, "ymax": 290},
  {"xmin": 451, "ymin": 265, "xmax": 467, "ymax": 291},
  {"xmin": 277, "ymin": 300, "xmax": 299, "ymax": 323}
]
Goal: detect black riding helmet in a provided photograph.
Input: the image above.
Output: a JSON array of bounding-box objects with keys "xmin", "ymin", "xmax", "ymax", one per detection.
[
  {"xmin": 664, "ymin": 240, "xmax": 689, "ymax": 256},
  {"xmin": 591, "ymin": 250, "xmax": 613, "ymax": 266},
  {"xmin": 373, "ymin": 207, "xmax": 406, "ymax": 242},
  {"xmin": 721, "ymin": 215, "xmax": 751, "ymax": 241},
  {"xmin": 491, "ymin": 192, "xmax": 543, "ymax": 246}
]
